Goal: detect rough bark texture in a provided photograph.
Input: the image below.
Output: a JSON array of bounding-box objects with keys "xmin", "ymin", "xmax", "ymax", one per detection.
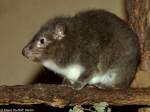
[
  {"xmin": 126, "ymin": 0, "xmax": 150, "ymax": 89},
  {"xmin": 126, "ymin": 0, "xmax": 150, "ymax": 72},
  {"xmin": 0, "ymin": 84, "xmax": 149, "ymax": 108}
]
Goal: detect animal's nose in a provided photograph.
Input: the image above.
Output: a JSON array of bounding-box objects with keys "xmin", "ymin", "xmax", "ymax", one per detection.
[
  {"xmin": 22, "ymin": 47, "xmax": 28, "ymax": 57},
  {"xmin": 22, "ymin": 44, "xmax": 33, "ymax": 57}
]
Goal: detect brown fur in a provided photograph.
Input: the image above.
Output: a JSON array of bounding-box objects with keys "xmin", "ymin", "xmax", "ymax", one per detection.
[{"xmin": 22, "ymin": 9, "xmax": 140, "ymax": 90}]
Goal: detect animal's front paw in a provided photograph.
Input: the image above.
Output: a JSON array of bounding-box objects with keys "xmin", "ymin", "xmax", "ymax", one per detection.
[
  {"xmin": 71, "ymin": 81, "xmax": 86, "ymax": 90},
  {"xmin": 62, "ymin": 78, "xmax": 71, "ymax": 85}
]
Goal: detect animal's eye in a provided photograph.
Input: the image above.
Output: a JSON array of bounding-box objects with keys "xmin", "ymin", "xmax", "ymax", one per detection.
[
  {"xmin": 37, "ymin": 37, "xmax": 49, "ymax": 48},
  {"xmin": 39, "ymin": 37, "xmax": 46, "ymax": 44}
]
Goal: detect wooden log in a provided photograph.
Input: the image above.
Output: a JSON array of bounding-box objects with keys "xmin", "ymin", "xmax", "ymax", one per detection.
[{"xmin": 0, "ymin": 84, "xmax": 149, "ymax": 108}]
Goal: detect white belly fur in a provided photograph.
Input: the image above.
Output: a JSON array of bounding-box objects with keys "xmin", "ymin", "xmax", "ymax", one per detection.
[
  {"xmin": 42, "ymin": 60, "xmax": 116, "ymax": 86},
  {"xmin": 42, "ymin": 60, "xmax": 85, "ymax": 83},
  {"xmin": 88, "ymin": 71, "xmax": 117, "ymax": 86}
]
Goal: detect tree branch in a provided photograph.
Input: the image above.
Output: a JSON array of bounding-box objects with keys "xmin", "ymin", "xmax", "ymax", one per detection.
[{"xmin": 0, "ymin": 84, "xmax": 150, "ymax": 107}]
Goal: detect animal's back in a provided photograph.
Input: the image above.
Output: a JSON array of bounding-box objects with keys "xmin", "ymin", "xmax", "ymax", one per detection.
[{"xmin": 71, "ymin": 10, "xmax": 140, "ymax": 88}]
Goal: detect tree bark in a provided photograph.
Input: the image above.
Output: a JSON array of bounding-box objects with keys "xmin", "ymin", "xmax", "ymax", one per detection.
[
  {"xmin": 0, "ymin": 84, "xmax": 149, "ymax": 108},
  {"xmin": 126, "ymin": 0, "xmax": 150, "ymax": 89},
  {"xmin": 126, "ymin": 0, "xmax": 150, "ymax": 72}
]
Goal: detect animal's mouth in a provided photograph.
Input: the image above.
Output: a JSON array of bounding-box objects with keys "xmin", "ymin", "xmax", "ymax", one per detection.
[
  {"xmin": 22, "ymin": 47, "xmax": 42, "ymax": 62},
  {"xmin": 25, "ymin": 52, "xmax": 41, "ymax": 62}
]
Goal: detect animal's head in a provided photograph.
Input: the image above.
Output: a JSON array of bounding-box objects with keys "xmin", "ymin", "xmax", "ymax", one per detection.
[{"xmin": 22, "ymin": 21, "xmax": 66, "ymax": 62}]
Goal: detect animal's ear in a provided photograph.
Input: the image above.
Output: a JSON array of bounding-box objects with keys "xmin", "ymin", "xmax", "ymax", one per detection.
[{"xmin": 53, "ymin": 23, "xmax": 65, "ymax": 40}]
